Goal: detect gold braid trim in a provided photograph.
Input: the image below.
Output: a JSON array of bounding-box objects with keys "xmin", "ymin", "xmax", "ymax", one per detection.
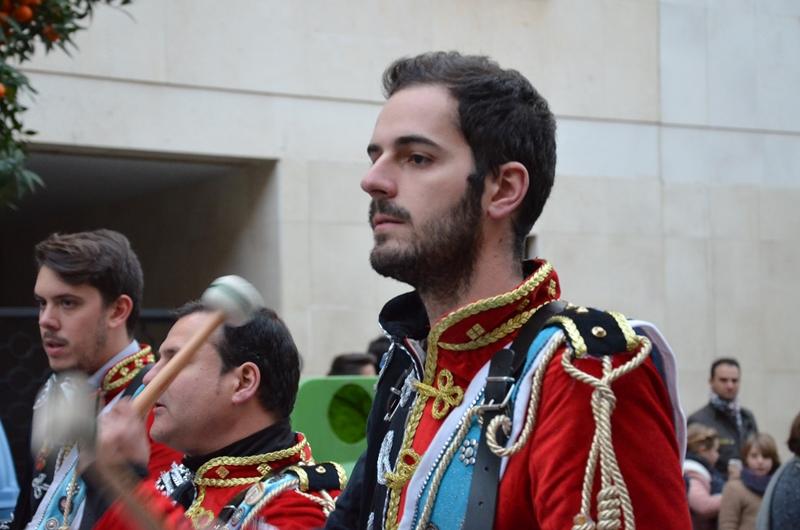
[
  {"xmin": 102, "ymin": 346, "xmax": 155, "ymax": 392},
  {"xmin": 325, "ymin": 461, "xmax": 348, "ymax": 490},
  {"xmin": 384, "ymin": 449, "xmax": 421, "ymax": 491},
  {"xmin": 185, "ymin": 437, "xmax": 309, "ymax": 524},
  {"xmin": 383, "ymin": 262, "xmax": 554, "ymax": 530},
  {"xmin": 439, "ymin": 306, "xmax": 536, "ymax": 351},
  {"xmin": 193, "ymin": 437, "xmax": 309, "ymax": 485},
  {"xmin": 187, "ymin": 505, "xmax": 216, "ymax": 529},
  {"xmin": 413, "ymin": 369, "xmax": 463, "ymax": 419},
  {"xmin": 284, "ymin": 466, "xmax": 310, "ymax": 491},
  {"xmin": 608, "ymin": 311, "xmax": 638, "ymax": 352},
  {"xmin": 430, "ymin": 261, "xmax": 554, "ymax": 350},
  {"xmin": 546, "ymin": 316, "xmax": 588, "ymax": 357}
]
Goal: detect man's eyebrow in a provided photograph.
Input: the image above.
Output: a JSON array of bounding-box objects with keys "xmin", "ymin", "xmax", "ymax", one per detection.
[
  {"xmin": 158, "ymin": 347, "xmax": 177, "ymax": 357},
  {"xmin": 367, "ymin": 135, "xmax": 441, "ymax": 157},
  {"xmin": 395, "ymin": 135, "xmax": 440, "ymax": 149}
]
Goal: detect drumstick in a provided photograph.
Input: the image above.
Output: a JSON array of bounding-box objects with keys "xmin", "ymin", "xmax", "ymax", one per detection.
[{"xmin": 132, "ymin": 275, "xmax": 264, "ymax": 418}]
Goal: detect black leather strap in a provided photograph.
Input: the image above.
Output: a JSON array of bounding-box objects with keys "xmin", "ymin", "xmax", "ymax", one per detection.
[{"xmin": 463, "ymin": 300, "xmax": 566, "ymax": 529}]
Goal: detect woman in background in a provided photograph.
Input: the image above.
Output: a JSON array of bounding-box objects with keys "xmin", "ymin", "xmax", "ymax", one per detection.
[
  {"xmin": 683, "ymin": 424, "xmax": 725, "ymax": 530},
  {"xmin": 756, "ymin": 411, "xmax": 800, "ymax": 530},
  {"xmin": 719, "ymin": 433, "xmax": 780, "ymax": 530}
]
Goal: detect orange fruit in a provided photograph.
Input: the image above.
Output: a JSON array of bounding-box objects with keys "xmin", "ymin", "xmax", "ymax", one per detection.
[
  {"xmin": 43, "ymin": 24, "xmax": 59, "ymax": 42},
  {"xmin": 13, "ymin": 5, "xmax": 33, "ymax": 23},
  {"xmin": 0, "ymin": 83, "xmax": 6, "ymax": 99}
]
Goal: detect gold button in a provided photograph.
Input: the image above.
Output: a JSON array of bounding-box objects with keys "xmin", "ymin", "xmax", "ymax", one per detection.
[
  {"xmin": 591, "ymin": 326, "xmax": 607, "ymax": 338},
  {"xmin": 576, "ymin": 306, "xmax": 589, "ymax": 314},
  {"xmin": 316, "ymin": 465, "xmax": 326, "ymax": 473}
]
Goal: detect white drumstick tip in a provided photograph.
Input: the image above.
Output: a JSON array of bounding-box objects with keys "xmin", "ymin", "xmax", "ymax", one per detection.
[{"xmin": 200, "ymin": 275, "xmax": 264, "ymax": 326}]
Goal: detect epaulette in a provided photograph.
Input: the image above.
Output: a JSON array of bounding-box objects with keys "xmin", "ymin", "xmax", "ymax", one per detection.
[
  {"xmin": 546, "ymin": 303, "xmax": 640, "ymax": 358},
  {"xmin": 283, "ymin": 462, "xmax": 347, "ymax": 492},
  {"xmin": 216, "ymin": 462, "xmax": 345, "ymax": 529}
]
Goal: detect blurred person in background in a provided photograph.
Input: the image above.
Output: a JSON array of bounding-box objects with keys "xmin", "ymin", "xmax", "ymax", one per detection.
[
  {"xmin": 683, "ymin": 423, "xmax": 725, "ymax": 530},
  {"xmin": 327, "ymin": 353, "xmax": 378, "ymax": 376},
  {"xmin": 756, "ymin": 411, "xmax": 800, "ymax": 530},
  {"xmin": 719, "ymin": 433, "xmax": 780, "ymax": 530},
  {"xmin": 366, "ymin": 335, "xmax": 390, "ymax": 371},
  {"xmin": 688, "ymin": 358, "xmax": 758, "ymax": 479}
]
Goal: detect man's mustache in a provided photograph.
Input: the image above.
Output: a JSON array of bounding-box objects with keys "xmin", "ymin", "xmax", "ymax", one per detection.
[
  {"xmin": 42, "ymin": 331, "xmax": 68, "ymax": 346},
  {"xmin": 369, "ymin": 199, "xmax": 412, "ymax": 228}
]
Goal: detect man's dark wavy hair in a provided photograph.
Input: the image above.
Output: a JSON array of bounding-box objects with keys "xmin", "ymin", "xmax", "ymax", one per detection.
[
  {"xmin": 175, "ymin": 302, "xmax": 301, "ymax": 419},
  {"xmin": 35, "ymin": 229, "xmax": 143, "ymax": 335},
  {"xmin": 382, "ymin": 51, "xmax": 557, "ymax": 258}
]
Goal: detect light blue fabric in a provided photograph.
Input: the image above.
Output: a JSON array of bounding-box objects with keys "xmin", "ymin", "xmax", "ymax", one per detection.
[
  {"xmin": 418, "ymin": 326, "xmax": 561, "ymax": 529},
  {"xmin": 223, "ymin": 473, "xmax": 298, "ymax": 530},
  {"xmin": 30, "ymin": 466, "xmax": 85, "ymax": 530},
  {"xmin": 0, "ymin": 422, "xmax": 19, "ymax": 522}
]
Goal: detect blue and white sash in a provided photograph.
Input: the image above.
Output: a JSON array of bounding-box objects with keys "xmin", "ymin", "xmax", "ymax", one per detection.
[
  {"xmin": 399, "ymin": 327, "xmax": 562, "ymax": 530},
  {"xmin": 25, "ymin": 446, "xmax": 85, "ymax": 530}
]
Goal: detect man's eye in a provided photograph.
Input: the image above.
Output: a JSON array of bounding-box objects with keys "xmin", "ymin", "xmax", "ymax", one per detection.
[
  {"xmin": 408, "ymin": 154, "xmax": 430, "ymax": 165},
  {"xmin": 61, "ymin": 299, "xmax": 76, "ymax": 308}
]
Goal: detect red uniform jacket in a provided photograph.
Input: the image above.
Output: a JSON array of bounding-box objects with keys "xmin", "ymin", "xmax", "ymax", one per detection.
[{"xmin": 92, "ymin": 429, "xmax": 338, "ymax": 530}]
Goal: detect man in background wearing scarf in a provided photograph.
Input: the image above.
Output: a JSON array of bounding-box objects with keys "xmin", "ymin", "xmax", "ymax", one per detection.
[{"xmin": 689, "ymin": 358, "xmax": 759, "ymax": 479}]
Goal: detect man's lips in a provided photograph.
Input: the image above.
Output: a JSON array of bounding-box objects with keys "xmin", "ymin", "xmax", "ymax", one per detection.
[
  {"xmin": 371, "ymin": 214, "xmax": 404, "ymax": 229},
  {"xmin": 43, "ymin": 338, "xmax": 68, "ymax": 355}
]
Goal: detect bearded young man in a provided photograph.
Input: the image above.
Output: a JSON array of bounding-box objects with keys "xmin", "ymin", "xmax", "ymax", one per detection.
[
  {"xmin": 14, "ymin": 229, "xmax": 179, "ymax": 530},
  {"xmin": 326, "ymin": 52, "xmax": 691, "ymax": 530}
]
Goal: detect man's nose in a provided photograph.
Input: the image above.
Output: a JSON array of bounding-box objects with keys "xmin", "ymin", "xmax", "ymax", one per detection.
[
  {"xmin": 38, "ymin": 305, "xmax": 58, "ymax": 330},
  {"xmin": 142, "ymin": 359, "xmax": 163, "ymax": 385},
  {"xmin": 361, "ymin": 158, "xmax": 398, "ymax": 199}
]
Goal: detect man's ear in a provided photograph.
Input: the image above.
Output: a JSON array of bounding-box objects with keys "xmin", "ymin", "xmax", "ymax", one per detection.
[
  {"xmin": 107, "ymin": 294, "xmax": 133, "ymax": 331},
  {"xmin": 484, "ymin": 161, "xmax": 529, "ymax": 221},
  {"xmin": 231, "ymin": 362, "xmax": 261, "ymax": 404}
]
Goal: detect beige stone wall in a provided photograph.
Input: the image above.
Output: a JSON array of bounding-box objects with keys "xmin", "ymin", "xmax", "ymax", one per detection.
[{"xmin": 11, "ymin": 0, "xmax": 799, "ymax": 455}]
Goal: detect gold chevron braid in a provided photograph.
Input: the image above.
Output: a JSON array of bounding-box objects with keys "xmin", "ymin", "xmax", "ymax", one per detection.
[
  {"xmin": 102, "ymin": 346, "xmax": 155, "ymax": 392},
  {"xmin": 384, "ymin": 264, "xmax": 554, "ymax": 530},
  {"xmin": 427, "ymin": 261, "xmax": 553, "ymax": 346},
  {"xmin": 194, "ymin": 475, "xmax": 265, "ymax": 488},
  {"xmin": 438, "ymin": 308, "xmax": 535, "ymax": 351},
  {"xmin": 194, "ymin": 438, "xmax": 309, "ymax": 486},
  {"xmin": 546, "ymin": 316, "xmax": 587, "ymax": 357},
  {"xmin": 608, "ymin": 311, "xmax": 638, "ymax": 352}
]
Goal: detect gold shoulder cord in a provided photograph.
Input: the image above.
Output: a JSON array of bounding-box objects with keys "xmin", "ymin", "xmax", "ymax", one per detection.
[
  {"xmin": 482, "ymin": 314, "xmax": 651, "ymax": 530},
  {"xmin": 185, "ymin": 437, "xmax": 310, "ymax": 528},
  {"xmin": 382, "ymin": 262, "xmax": 554, "ymax": 530}
]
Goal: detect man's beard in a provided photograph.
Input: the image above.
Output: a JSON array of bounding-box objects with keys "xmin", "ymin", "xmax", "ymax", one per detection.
[{"xmin": 369, "ymin": 179, "xmax": 483, "ymax": 302}]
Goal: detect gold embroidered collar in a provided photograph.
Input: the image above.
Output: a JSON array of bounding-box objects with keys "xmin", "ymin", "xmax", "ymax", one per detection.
[{"xmin": 101, "ymin": 345, "xmax": 155, "ymax": 395}]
